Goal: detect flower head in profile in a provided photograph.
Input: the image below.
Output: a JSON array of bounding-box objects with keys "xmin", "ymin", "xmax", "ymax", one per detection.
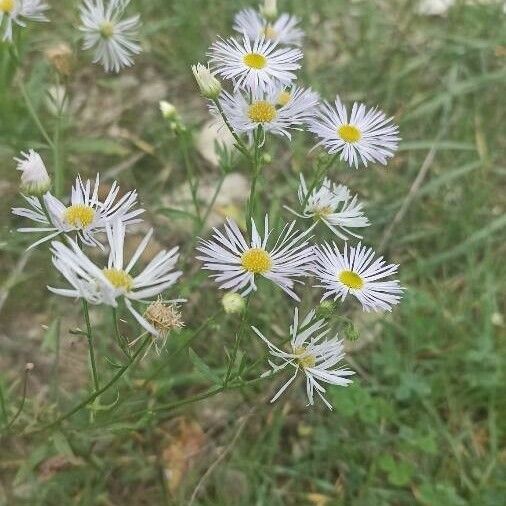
[
  {"xmin": 208, "ymin": 36, "xmax": 302, "ymax": 92},
  {"xmin": 233, "ymin": 7, "xmax": 304, "ymax": 46},
  {"xmin": 308, "ymin": 95, "xmax": 400, "ymax": 168},
  {"xmin": 0, "ymin": 0, "xmax": 49, "ymax": 42},
  {"xmin": 12, "ymin": 173, "xmax": 144, "ymax": 249},
  {"xmin": 79, "ymin": 0, "xmax": 141, "ymax": 73},
  {"xmin": 49, "ymin": 221, "xmax": 183, "ymax": 335},
  {"xmin": 314, "ymin": 242, "xmax": 403, "ymax": 311},
  {"xmin": 14, "ymin": 150, "xmax": 51, "ymax": 195},
  {"xmin": 286, "ymin": 174, "xmax": 369, "ymax": 240},
  {"xmin": 192, "ymin": 63, "xmax": 222, "ymax": 99},
  {"xmin": 212, "ymin": 84, "xmax": 318, "ymax": 140},
  {"xmin": 196, "ymin": 215, "xmax": 314, "ymax": 301},
  {"xmin": 252, "ymin": 307, "xmax": 354, "ymax": 409}
]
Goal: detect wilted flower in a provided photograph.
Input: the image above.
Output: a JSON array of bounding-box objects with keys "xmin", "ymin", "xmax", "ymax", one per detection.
[
  {"xmin": 192, "ymin": 63, "xmax": 222, "ymax": 99},
  {"xmin": 14, "ymin": 150, "xmax": 51, "ymax": 196},
  {"xmin": 45, "ymin": 43, "xmax": 74, "ymax": 77}
]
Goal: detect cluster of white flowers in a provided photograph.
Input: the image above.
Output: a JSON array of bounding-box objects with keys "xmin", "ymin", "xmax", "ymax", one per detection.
[
  {"xmin": 11, "ymin": 152, "xmax": 182, "ymax": 337},
  {"xmin": 191, "ymin": 0, "xmax": 404, "ymax": 409}
]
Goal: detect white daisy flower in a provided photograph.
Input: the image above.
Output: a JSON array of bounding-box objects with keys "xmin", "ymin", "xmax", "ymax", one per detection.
[
  {"xmin": 79, "ymin": 0, "xmax": 141, "ymax": 73},
  {"xmin": 196, "ymin": 215, "xmax": 314, "ymax": 301},
  {"xmin": 12, "ymin": 174, "xmax": 144, "ymax": 250},
  {"xmin": 308, "ymin": 95, "xmax": 400, "ymax": 169},
  {"xmin": 208, "ymin": 36, "xmax": 302, "ymax": 92},
  {"xmin": 14, "ymin": 149, "xmax": 51, "ymax": 195},
  {"xmin": 252, "ymin": 307, "xmax": 354, "ymax": 409},
  {"xmin": 314, "ymin": 242, "xmax": 403, "ymax": 311},
  {"xmin": 212, "ymin": 84, "xmax": 318, "ymax": 139},
  {"xmin": 233, "ymin": 8, "xmax": 304, "ymax": 46},
  {"xmin": 0, "ymin": 0, "xmax": 48, "ymax": 42},
  {"xmin": 286, "ymin": 174, "xmax": 370, "ymax": 240},
  {"xmin": 49, "ymin": 220, "xmax": 183, "ymax": 336}
]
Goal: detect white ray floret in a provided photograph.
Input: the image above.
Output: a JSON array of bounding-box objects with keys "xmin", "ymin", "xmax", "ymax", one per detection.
[
  {"xmin": 286, "ymin": 174, "xmax": 370, "ymax": 240},
  {"xmin": 196, "ymin": 215, "xmax": 314, "ymax": 301},
  {"xmin": 212, "ymin": 84, "xmax": 318, "ymax": 140},
  {"xmin": 308, "ymin": 95, "xmax": 400, "ymax": 169},
  {"xmin": 314, "ymin": 242, "xmax": 403, "ymax": 311},
  {"xmin": 252, "ymin": 307, "xmax": 354, "ymax": 409},
  {"xmin": 208, "ymin": 36, "xmax": 302, "ymax": 92},
  {"xmin": 233, "ymin": 7, "xmax": 304, "ymax": 46},
  {"xmin": 0, "ymin": 0, "xmax": 49, "ymax": 42},
  {"xmin": 49, "ymin": 220, "xmax": 183, "ymax": 336},
  {"xmin": 12, "ymin": 174, "xmax": 144, "ymax": 249},
  {"xmin": 79, "ymin": 0, "xmax": 141, "ymax": 73}
]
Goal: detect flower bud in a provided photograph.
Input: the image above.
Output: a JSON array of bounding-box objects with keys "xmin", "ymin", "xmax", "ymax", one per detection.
[
  {"xmin": 260, "ymin": 0, "xmax": 277, "ymax": 21},
  {"xmin": 192, "ymin": 63, "xmax": 222, "ymax": 99},
  {"xmin": 15, "ymin": 150, "xmax": 51, "ymax": 195},
  {"xmin": 159, "ymin": 100, "xmax": 178, "ymax": 120},
  {"xmin": 222, "ymin": 292, "xmax": 245, "ymax": 315},
  {"xmin": 315, "ymin": 300, "xmax": 335, "ymax": 320}
]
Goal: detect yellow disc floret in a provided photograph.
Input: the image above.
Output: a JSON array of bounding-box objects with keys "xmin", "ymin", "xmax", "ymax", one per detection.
[
  {"xmin": 0, "ymin": 0, "xmax": 14, "ymax": 13},
  {"xmin": 241, "ymin": 248, "xmax": 272, "ymax": 274},
  {"xmin": 63, "ymin": 204, "xmax": 95, "ymax": 229},
  {"xmin": 248, "ymin": 100, "xmax": 277, "ymax": 123},
  {"xmin": 102, "ymin": 268, "xmax": 134, "ymax": 292},
  {"xmin": 243, "ymin": 52, "xmax": 267, "ymax": 69},
  {"xmin": 339, "ymin": 270, "xmax": 364, "ymax": 290},
  {"xmin": 338, "ymin": 124, "xmax": 362, "ymax": 143},
  {"xmin": 277, "ymin": 90, "xmax": 292, "ymax": 107},
  {"xmin": 293, "ymin": 345, "xmax": 316, "ymax": 369},
  {"xmin": 262, "ymin": 25, "xmax": 278, "ymax": 40},
  {"xmin": 99, "ymin": 21, "xmax": 115, "ymax": 38}
]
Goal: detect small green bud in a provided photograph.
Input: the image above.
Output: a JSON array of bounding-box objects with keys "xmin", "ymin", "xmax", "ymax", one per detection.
[{"xmin": 222, "ymin": 292, "xmax": 246, "ymax": 315}]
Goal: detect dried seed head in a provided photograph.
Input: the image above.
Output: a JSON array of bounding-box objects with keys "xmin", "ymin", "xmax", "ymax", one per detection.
[
  {"xmin": 25, "ymin": 362, "xmax": 35, "ymax": 372},
  {"xmin": 46, "ymin": 43, "xmax": 74, "ymax": 77},
  {"xmin": 144, "ymin": 298, "xmax": 184, "ymax": 353}
]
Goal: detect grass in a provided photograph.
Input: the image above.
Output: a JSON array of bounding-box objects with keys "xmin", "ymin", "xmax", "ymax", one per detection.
[{"xmin": 0, "ymin": 0, "xmax": 505, "ymax": 504}]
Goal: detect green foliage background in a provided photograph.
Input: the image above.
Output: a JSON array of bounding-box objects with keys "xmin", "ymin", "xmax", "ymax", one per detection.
[{"xmin": 0, "ymin": 0, "xmax": 505, "ymax": 504}]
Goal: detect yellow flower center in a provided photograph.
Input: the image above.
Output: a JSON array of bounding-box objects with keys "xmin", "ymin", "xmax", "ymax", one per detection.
[
  {"xmin": 0, "ymin": 0, "xmax": 14, "ymax": 13},
  {"xmin": 277, "ymin": 90, "xmax": 292, "ymax": 107},
  {"xmin": 243, "ymin": 52, "xmax": 267, "ymax": 69},
  {"xmin": 339, "ymin": 270, "xmax": 364, "ymax": 290},
  {"xmin": 99, "ymin": 21, "xmax": 115, "ymax": 38},
  {"xmin": 293, "ymin": 345, "xmax": 316, "ymax": 369},
  {"xmin": 102, "ymin": 268, "xmax": 134, "ymax": 291},
  {"xmin": 262, "ymin": 24, "xmax": 278, "ymax": 40},
  {"xmin": 63, "ymin": 204, "xmax": 95, "ymax": 229},
  {"xmin": 248, "ymin": 100, "xmax": 277, "ymax": 123},
  {"xmin": 338, "ymin": 124, "xmax": 362, "ymax": 143},
  {"xmin": 241, "ymin": 248, "xmax": 272, "ymax": 274},
  {"xmin": 314, "ymin": 206, "xmax": 333, "ymax": 220}
]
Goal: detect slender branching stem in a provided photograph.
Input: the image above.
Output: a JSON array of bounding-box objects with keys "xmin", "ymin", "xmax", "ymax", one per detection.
[{"xmin": 82, "ymin": 300, "xmax": 100, "ymax": 393}]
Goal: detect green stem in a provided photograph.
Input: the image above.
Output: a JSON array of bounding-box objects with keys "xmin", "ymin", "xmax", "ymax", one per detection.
[
  {"xmin": 178, "ymin": 131, "xmax": 201, "ymax": 224},
  {"xmin": 212, "ymin": 98, "xmax": 251, "ymax": 158},
  {"xmin": 246, "ymin": 127, "xmax": 263, "ymax": 234},
  {"xmin": 82, "ymin": 300, "xmax": 99, "ymax": 392},
  {"xmin": 112, "ymin": 307, "xmax": 131, "ymax": 359},
  {"xmin": 300, "ymin": 153, "xmax": 339, "ymax": 209},
  {"xmin": 5, "ymin": 368, "xmax": 29, "ymax": 430},
  {"xmin": 19, "ymin": 81, "xmax": 54, "ymax": 148},
  {"xmin": 53, "ymin": 111, "xmax": 63, "ymax": 198},
  {"xmin": 223, "ymin": 296, "xmax": 251, "ymax": 385},
  {"xmin": 0, "ymin": 379, "xmax": 8, "ymax": 429},
  {"xmin": 29, "ymin": 333, "xmax": 150, "ymax": 434}
]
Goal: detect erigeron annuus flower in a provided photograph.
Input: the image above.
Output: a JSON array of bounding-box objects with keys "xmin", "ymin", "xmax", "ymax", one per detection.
[
  {"xmin": 192, "ymin": 63, "xmax": 222, "ymax": 99},
  {"xmin": 12, "ymin": 174, "xmax": 144, "ymax": 249},
  {"xmin": 0, "ymin": 0, "xmax": 48, "ymax": 42},
  {"xmin": 49, "ymin": 221, "xmax": 183, "ymax": 336},
  {"xmin": 14, "ymin": 150, "xmax": 51, "ymax": 195},
  {"xmin": 286, "ymin": 174, "xmax": 369, "ymax": 240},
  {"xmin": 196, "ymin": 215, "xmax": 314, "ymax": 301},
  {"xmin": 308, "ymin": 95, "xmax": 400, "ymax": 169},
  {"xmin": 252, "ymin": 308, "xmax": 354, "ymax": 409},
  {"xmin": 79, "ymin": 0, "xmax": 141, "ymax": 73},
  {"xmin": 208, "ymin": 36, "xmax": 302, "ymax": 92},
  {"xmin": 212, "ymin": 84, "xmax": 318, "ymax": 139},
  {"xmin": 314, "ymin": 242, "xmax": 403, "ymax": 311},
  {"xmin": 233, "ymin": 8, "xmax": 304, "ymax": 47}
]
